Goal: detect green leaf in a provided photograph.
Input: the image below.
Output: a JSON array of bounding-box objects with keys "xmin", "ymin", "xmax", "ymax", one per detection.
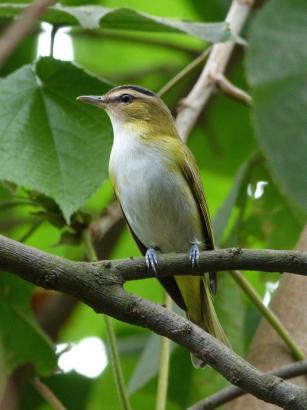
[
  {"xmin": 0, "ymin": 343, "xmax": 7, "ymax": 402},
  {"xmin": 0, "ymin": 4, "xmax": 233, "ymax": 43},
  {"xmin": 128, "ymin": 334, "xmax": 162, "ymax": 395},
  {"xmin": 0, "ymin": 273, "xmax": 56, "ymax": 376},
  {"xmin": 0, "ymin": 58, "xmax": 112, "ymax": 221},
  {"xmin": 213, "ymin": 153, "xmax": 260, "ymax": 245},
  {"xmin": 246, "ymin": 0, "xmax": 307, "ymax": 216}
]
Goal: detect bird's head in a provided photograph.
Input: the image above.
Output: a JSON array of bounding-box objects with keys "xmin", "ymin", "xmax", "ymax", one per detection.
[{"xmin": 77, "ymin": 85, "xmax": 178, "ymax": 137}]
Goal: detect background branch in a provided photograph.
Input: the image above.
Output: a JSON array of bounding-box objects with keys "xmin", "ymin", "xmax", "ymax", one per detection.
[
  {"xmin": 231, "ymin": 270, "xmax": 305, "ymax": 361},
  {"xmin": 225, "ymin": 225, "xmax": 307, "ymax": 410},
  {"xmin": 175, "ymin": 0, "xmax": 255, "ymax": 141},
  {"xmin": 189, "ymin": 359, "xmax": 307, "ymax": 410},
  {"xmin": 0, "ymin": 235, "xmax": 307, "ymax": 408},
  {"xmin": 0, "ymin": 0, "xmax": 56, "ymax": 66},
  {"xmin": 32, "ymin": 377, "xmax": 66, "ymax": 410}
]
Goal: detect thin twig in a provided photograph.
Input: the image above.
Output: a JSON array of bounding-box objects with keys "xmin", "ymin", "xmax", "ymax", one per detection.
[
  {"xmin": 231, "ymin": 270, "xmax": 305, "ymax": 360},
  {"xmin": 19, "ymin": 218, "xmax": 44, "ymax": 243},
  {"xmin": 0, "ymin": 0, "xmax": 56, "ymax": 66},
  {"xmin": 32, "ymin": 377, "xmax": 66, "ymax": 410},
  {"xmin": 212, "ymin": 73, "xmax": 252, "ymax": 105},
  {"xmin": 0, "ymin": 199, "xmax": 37, "ymax": 210},
  {"xmin": 82, "ymin": 230, "xmax": 131, "ymax": 410},
  {"xmin": 104, "ymin": 316, "xmax": 132, "ymax": 410},
  {"xmin": 50, "ymin": 25, "xmax": 58, "ymax": 57},
  {"xmin": 155, "ymin": 293, "xmax": 172, "ymax": 410},
  {"xmin": 175, "ymin": 0, "xmax": 255, "ymax": 141},
  {"xmin": 158, "ymin": 48, "xmax": 211, "ymax": 98}
]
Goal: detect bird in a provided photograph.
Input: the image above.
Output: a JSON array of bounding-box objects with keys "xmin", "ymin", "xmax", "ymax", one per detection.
[{"xmin": 77, "ymin": 85, "xmax": 228, "ymax": 367}]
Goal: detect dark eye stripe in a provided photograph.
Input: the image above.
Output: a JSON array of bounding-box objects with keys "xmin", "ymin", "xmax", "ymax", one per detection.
[
  {"xmin": 113, "ymin": 85, "xmax": 155, "ymax": 97},
  {"xmin": 107, "ymin": 95, "xmax": 133, "ymax": 104}
]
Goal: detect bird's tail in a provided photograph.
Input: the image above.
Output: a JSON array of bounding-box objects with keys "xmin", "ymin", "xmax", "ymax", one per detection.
[{"xmin": 175, "ymin": 274, "xmax": 229, "ymax": 368}]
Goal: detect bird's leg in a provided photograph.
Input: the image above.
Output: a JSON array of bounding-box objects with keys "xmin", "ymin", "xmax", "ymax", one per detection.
[
  {"xmin": 189, "ymin": 242, "xmax": 200, "ymax": 269},
  {"xmin": 145, "ymin": 247, "xmax": 159, "ymax": 273}
]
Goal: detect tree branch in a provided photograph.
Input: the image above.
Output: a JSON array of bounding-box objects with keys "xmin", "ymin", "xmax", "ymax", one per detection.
[
  {"xmin": 231, "ymin": 270, "xmax": 305, "ymax": 361},
  {"xmin": 189, "ymin": 360, "xmax": 307, "ymax": 410},
  {"xmin": 32, "ymin": 377, "xmax": 67, "ymax": 410},
  {"xmin": 0, "ymin": 235, "xmax": 306, "ymax": 280},
  {"xmin": 0, "ymin": 0, "xmax": 56, "ymax": 67},
  {"xmin": 0, "ymin": 234, "xmax": 307, "ymax": 409},
  {"xmin": 175, "ymin": 0, "xmax": 255, "ymax": 141},
  {"xmin": 115, "ymin": 248, "xmax": 307, "ymax": 280}
]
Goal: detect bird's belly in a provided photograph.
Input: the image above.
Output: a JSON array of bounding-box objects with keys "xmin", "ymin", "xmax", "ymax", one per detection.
[{"xmin": 112, "ymin": 151, "xmax": 203, "ymax": 253}]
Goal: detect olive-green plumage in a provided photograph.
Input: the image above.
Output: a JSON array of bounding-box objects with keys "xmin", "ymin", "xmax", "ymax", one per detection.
[{"xmin": 78, "ymin": 85, "xmax": 229, "ymax": 367}]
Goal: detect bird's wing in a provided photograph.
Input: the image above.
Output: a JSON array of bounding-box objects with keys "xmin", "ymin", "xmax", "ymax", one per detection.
[
  {"xmin": 114, "ymin": 196, "xmax": 187, "ymax": 311},
  {"xmin": 179, "ymin": 145, "xmax": 217, "ymax": 293}
]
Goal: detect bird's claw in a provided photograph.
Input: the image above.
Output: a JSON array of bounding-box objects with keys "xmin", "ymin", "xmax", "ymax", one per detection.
[
  {"xmin": 189, "ymin": 243, "xmax": 200, "ymax": 269},
  {"xmin": 145, "ymin": 248, "xmax": 159, "ymax": 273}
]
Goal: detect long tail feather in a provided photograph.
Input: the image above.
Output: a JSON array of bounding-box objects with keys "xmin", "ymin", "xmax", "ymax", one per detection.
[{"xmin": 175, "ymin": 274, "xmax": 229, "ymax": 368}]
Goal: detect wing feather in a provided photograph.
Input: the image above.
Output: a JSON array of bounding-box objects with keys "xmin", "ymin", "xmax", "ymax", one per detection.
[
  {"xmin": 179, "ymin": 145, "xmax": 217, "ymax": 293},
  {"xmin": 115, "ymin": 196, "xmax": 187, "ymax": 310}
]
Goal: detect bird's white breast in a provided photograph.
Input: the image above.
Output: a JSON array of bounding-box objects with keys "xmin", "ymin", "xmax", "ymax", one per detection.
[{"xmin": 109, "ymin": 121, "xmax": 203, "ymax": 253}]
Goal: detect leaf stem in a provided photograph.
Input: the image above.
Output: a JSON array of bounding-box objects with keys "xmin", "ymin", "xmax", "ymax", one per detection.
[
  {"xmin": 155, "ymin": 293, "xmax": 172, "ymax": 410},
  {"xmin": 158, "ymin": 47, "xmax": 211, "ymax": 98},
  {"xmin": 33, "ymin": 377, "xmax": 67, "ymax": 410},
  {"xmin": 19, "ymin": 218, "xmax": 44, "ymax": 243},
  {"xmin": 104, "ymin": 315, "xmax": 132, "ymax": 410},
  {"xmin": 50, "ymin": 25, "xmax": 58, "ymax": 57},
  {"xmin": 82, "ymin": 229, "xmax": 132, "ymax": 410},
  {"xmin": 0, "ymin": 199, "xmax": 37, "ymax": 210},
  {"xmin": 231, "ymin": 270, "xmax": 305, "ymax": 360}
]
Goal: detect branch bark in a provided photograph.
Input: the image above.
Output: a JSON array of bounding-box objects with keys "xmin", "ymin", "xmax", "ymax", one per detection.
[
  {"xmin": 0, "ymin": 235, "xmax": 307, "ymax": 409},
  {"xmin": 189, "ymin": 360, "xmax": 307, "ymax": 410},
  {"xmin": 1, "ymin": 236, "xmax": 306, "ymax": 281},
  {"xmin": 116, "ymin": 248, "xmax": 307, "ymax": 280}
]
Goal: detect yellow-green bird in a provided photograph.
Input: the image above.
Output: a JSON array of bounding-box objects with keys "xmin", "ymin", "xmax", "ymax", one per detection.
[{"xmin": 78, "ymin": 85, "xmax": 228, "ymax": 367}]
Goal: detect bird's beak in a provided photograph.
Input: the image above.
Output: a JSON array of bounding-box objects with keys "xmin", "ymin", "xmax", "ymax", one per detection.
[{"xmin": 76, "ymin": 95, "xmax": 107, "ymax": 108}]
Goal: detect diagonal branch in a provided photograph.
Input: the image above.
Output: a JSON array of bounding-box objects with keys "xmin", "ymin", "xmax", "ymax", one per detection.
[
  {"xmin": 0, "ymin": 0, "xmax": 56, "ymax": 67},
  {"xmin": 175, "ymin": 0, "xmax": 255, "ymax": 141},
  {"xmin": 189, "ymin": 359, "xmax": 307, "ymax": 410},
  {"xmin": 0, "ymin": 234, "xmax": 307, "ymax": 409}
]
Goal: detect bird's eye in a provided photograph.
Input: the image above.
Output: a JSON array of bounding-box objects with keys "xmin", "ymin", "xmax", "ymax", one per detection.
[{"xmin": 120, "ymin": 94, "xmax": 133, "ymax": 103}]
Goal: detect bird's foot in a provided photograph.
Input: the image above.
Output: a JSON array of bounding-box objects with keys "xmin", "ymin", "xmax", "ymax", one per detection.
[
  {"xmin": 189, "ymin": 243, "xmax": 200, "ymax": 269},
  {"xmin": 145, "ymin": 248, "xmax": 159, "ymax": 273}
]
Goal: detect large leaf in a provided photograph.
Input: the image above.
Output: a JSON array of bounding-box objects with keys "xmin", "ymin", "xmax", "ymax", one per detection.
[
  {"xmin": 213, "ymin": 153, "xmax": 260, "ymax": 244},
  {"xmin": 0, "ymin": 4, "xmax": 233, "ymax": 43},
  {"xmin": 0, "ymin": 58, "xmax": 112, "ymax": 221},
  {"xmin": 128, "ymin": 334, "xmax": 161, "ymax": 395},
  {"xmin": 246, "ymin": 0, "xmax": 307, "ymax": 216},
  {"xmin": 0, "ymin": 273, "xmax": 56, "ymax": 376}
]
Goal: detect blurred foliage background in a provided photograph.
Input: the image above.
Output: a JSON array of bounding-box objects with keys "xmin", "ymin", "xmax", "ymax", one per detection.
[{"xmin": 0, "ymin": 0, "xmax": 306, "ymax": 409}]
